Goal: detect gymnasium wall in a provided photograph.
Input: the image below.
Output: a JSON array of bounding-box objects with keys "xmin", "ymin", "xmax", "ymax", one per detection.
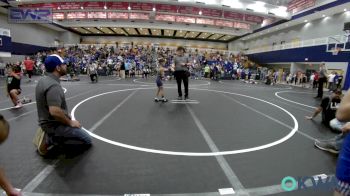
[
  {"xmin": 60, "ymin": 31, "xmax": 81, "ymax": 45},
  {"xmin": 247, "ymin": 45, "xmax": 349, "ymax": 63},
  {"xmin": 0, "ymin": 13, "xmax": 59, "ymax": 48},
  {"xmin": 243, "ymin": 12, "xmax": 350, "ymax": 50},
  {"xmin": 228, "ymin": 9, "xmax": 350, "ymax": 52},
  {"xmin": 0, "ymin": 12, "xmax": 80, "ymax": 55}
]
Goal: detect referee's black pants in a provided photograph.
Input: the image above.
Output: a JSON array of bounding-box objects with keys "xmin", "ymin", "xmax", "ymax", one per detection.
[{"xmin": 175, "ymin": 71, "xmax": 189, "ymax": 98}]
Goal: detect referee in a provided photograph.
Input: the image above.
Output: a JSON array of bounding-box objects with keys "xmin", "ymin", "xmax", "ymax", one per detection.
[{"xmin": 173, "ymin": 46, "xmax": 190, "ymax": 100}]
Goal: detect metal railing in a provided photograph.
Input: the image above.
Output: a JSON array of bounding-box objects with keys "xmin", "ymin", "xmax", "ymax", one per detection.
[{"xmin": 244, "ymin": 34, "xmax": 348, "ymax": 54}]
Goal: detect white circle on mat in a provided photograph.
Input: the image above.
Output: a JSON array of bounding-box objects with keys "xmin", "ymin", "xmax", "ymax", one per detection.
[
  {"xmin": 71, "ymin": 87, "xmax": 298, "ymax": 156},
  {"xmin": 275, "ymin": 91, "xmax": 316, "ymax": 109}
]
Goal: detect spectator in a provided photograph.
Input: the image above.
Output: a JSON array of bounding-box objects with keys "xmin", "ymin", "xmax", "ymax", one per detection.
[
  {"xmin": 87, "ymin": 62, "xmax": 98, "ymax": 83},
  {"xmin": 23, "ymin": 56, "xmax": 34, "ymax": 82},
  {"xmin": 328, "ymin": 71, "xmax": 336, "ymax": 91},
  {"xmin": 35, "ymin": 54, "xmax": 92, "ymax": 157},
  {"xmin": 337, "ymin": 73, "xmax": 344, "ymax": 89},
  {"xmin": 315, "ymin": 63, "xmax": 327, "ymax": 98},
  {"xmin": 305, "ymin": 89, "xmax": 342, "ymax": 129}
]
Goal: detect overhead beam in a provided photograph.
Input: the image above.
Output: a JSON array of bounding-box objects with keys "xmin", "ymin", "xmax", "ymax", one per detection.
[{"xmin": 56, "ymin": 21, "xmax": 252, "ymax": 36}]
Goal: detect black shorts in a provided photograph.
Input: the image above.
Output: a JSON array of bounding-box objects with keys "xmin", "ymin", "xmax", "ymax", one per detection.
[{"xmin": 27, "ymin": 70, "xmax": 33, "ymax": 77}]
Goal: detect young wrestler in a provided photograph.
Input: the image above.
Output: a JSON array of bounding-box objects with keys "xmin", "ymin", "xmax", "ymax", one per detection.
[
  {"xmin": 154, "ymin": 59, "xmax": 168, "ymax": 102},
  {"xmin": 6, "ymin": 67, "xmax": 22, "ymax": 108}
]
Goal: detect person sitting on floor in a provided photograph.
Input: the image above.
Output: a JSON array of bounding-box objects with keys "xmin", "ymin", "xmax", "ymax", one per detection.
[
  {"xmin": 305, "ymin": 90, "xmax": 343, "ymax": 154},
  {"xmin": 305, "ymin": 89, "xmax": 342, "ymax": 130},
  {"xmin": 35, "ymin": 53, "xmax": 92, "ymax": 157}
]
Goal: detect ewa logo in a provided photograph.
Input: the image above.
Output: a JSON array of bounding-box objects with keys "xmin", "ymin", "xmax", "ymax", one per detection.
[{"xmin": 8, "ymin": 8, "xmax": 52, "ymax": 23}]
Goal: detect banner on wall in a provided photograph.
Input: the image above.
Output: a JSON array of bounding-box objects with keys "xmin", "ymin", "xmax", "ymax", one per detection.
[
  {"xmin": 0, "ymin": 28, "xmax": 12, "ymax": 57},
  {"xmin": 8, "ymin": 8, "xmax": 53, "ymax": 23},
  {"xmin": 287, "ymin": 0, "xmax": 316, "ymax": 14}
]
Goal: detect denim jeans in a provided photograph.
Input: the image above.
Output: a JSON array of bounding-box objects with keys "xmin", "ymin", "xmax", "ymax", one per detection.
[
  {"xmin": 45, "ymin": 125, "xmax": 92, "ymax": 155},
  {"xmin": 329, "ymin": 119, "xmax": 348, "ymax": 150}
]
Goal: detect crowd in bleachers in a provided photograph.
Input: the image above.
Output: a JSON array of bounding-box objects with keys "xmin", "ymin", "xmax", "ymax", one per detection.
[
  {"xmin": 1, "ymin": 45, "xmax": 258, "ymax": 81},
  {"xmin": 262, "ymin": 68, "xmax": 344, "ymax": 89},
  {"xmin": 0, "ymin": 45, "xmax": 344, "ymax": 90}
]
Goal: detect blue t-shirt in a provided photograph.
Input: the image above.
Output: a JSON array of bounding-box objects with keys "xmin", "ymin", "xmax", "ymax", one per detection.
[
  {"xmin": 124, "ymin": 62, "xmax": 130, "ymax": 70},
  {"xmin": 337, "ymin": 133, "xmax": 350, "ymax": 182}
]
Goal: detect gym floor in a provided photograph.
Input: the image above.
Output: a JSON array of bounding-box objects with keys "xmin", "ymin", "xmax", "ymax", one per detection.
[{"xmin": 0, "ymin": 76, "xmax": 340, "ymax": 196}]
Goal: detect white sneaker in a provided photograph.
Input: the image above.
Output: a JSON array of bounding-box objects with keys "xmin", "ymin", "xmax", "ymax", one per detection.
[{"xmin": 14, "ymin": 102, "xmax": 23, "ymax": 108}]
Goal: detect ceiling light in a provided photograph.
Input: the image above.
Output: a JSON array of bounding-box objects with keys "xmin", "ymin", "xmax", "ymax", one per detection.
[
  {"xmin": 322, "ymin": 14, "xmax": 326, "ymax": 17},
  {"xmin": 247, "ymin": 1, "xmax": 267, "ymax": 13},
  {"xmin": 344, "ymin": 9, "xmax": 347, "ymax": 12},
  {"xmin": 255, "ymin": 1, "xmax": 266, "ymax": 6},
  {"xmin": 199, "ymin": 11, "xmax": 202, "ymax": 15},
  {"xmin": 196, "ymin": 0, "xmax": 216, "ymax": 5},
  {"xmin": 269, "ymin": 6, "xmax": 288, "ymax": 17},
  {"xmin": 304, "ymin": 20, "xmax": 308, "ymax": 22},
  {"xmin": 222, "ymin": 0, "xmax": 244, "ymax": 9},
  {"xmin": 87, "ymin": 28, "xmax": 90, "ymax": 29},
  {"xmin": 152, "ymin": 7, "xmax": 156, "ymax": 12},
  {"xmin": 128, "ymin": 6, "xmax": 131, "ymax": 10}
]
